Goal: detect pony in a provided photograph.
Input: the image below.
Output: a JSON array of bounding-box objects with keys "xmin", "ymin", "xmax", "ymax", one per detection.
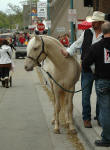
[{"xmin": 25, "ymin": 35, "xmax": 80, "ymax": 134}]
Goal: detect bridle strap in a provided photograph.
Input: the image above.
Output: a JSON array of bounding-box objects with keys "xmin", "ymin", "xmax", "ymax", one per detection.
[
  {"xmin": 27, "ymin": 56, "xmax": 36, "ymax": 62},
  {"xmin": 27, "ymin": 36, "xmax": 47, "ymax": 67},
  {"xmin": 36, "ymin": 36, "xmax": 45, "ymax": 64}
]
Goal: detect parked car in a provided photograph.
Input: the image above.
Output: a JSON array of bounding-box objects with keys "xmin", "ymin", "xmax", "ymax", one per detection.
[
  {"xmin": 14, "ymin": 33, "xmax": 30, "ymax": 59},
  {"xmin": 0, "ymin": 33, "xmax": 13, "ymax": 41},
  {"xmin": 15, "ymin": 45, "xmax": 27, "ymax": 59}
]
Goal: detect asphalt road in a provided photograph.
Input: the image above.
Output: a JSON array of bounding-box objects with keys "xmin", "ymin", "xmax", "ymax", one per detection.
[{"xmin": 0, "ymin": 59, "xmax": 77, "ymax": 150}]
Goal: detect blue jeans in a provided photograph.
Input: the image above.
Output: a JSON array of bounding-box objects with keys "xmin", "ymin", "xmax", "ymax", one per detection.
[
  {"xmin": 81, "ymin": 70, "xmax": 94, "ymax": 120},
  {"xmin": 95, "ymin": 79, "xmax": 110, "ymax": 141}
]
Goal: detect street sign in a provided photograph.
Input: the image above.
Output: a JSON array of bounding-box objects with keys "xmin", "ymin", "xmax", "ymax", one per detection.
[
  {"xmin": 28, "ymin": 25, "xmax": 36, "ymax": 29},
  {"xmin": 37, "ymin": 23, "xmax": 45, "ymax": 32},
  {"xmin": 45, "ymin": 20, "xmax": 51, "ymax": 28},
  {"xmin": 56, "ymin": 27, "xmax": 65, "ymax": 33},
  {"xmin": 16, "ymin": 24, "xmax": 19, "ymax": 30},
  {"xmin": 68, "ymin": 9, "xmax": 77, "ymax": 23},
  {"xmin": 37, "ymin": 2, "xmax": 47, "ymax": 18}
]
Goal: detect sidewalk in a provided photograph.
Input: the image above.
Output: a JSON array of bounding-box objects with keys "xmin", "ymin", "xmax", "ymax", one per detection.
[{"xmin": 36, "ymin": 62, "xmax": 110, "ymax": 150}]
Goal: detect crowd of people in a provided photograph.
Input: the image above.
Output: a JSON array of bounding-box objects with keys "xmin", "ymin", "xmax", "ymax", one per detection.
[
  {"xmin": 12, "ymin": 32, "xmax": 30, "ymax": 47},
  {"xmin": 61, "ymin": 11, "xmax": 110, "ymax": 147},
  {"xmin": 0, "ymin": 32, "xmax": 30, "ymax": 88}
]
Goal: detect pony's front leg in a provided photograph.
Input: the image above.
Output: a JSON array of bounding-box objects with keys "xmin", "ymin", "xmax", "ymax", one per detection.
[
  {"xmin": 51, "ymin": 105, "xmax": 55, "ymax": 125},
  {"xmin": 68, "ymin": 92, "xmax": 77, "ymax": 134},
  {"xmin": 54, "ymin": 91, "xmax": 61, "ymax": 134}
]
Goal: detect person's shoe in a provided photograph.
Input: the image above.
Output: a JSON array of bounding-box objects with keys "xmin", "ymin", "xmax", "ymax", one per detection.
[
  {"xmin": 95, "ymin": 140, "xmax": 110, "ymax": 147},
  {"xmin": 97, "ymin": 120, "xmax": 101, "ymax": 126},
  {"xmin": 94, "ymin": 116, "xmax": 101, "ymax": 126},
  {"xmin": 83, "ymin": 120, "xmax": 92, "ymax": 128},
  {"xmin": 94, "ymin": 116, "xmax": 97, "ymax": 120},
  {"xmin": 5, "ymin": 79, "xmax": 9, "ymax": 88},
  {"xmin": 2, "ymin": 81, "xmax": 5, "ymax": 87}
]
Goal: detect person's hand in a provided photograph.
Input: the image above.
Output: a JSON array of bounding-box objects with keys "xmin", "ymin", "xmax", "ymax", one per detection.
[{"xmin": 61, "ymin": 49, "xmax": 69, "ymax": 57}]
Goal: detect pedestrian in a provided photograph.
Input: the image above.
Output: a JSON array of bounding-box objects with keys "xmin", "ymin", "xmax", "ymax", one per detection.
[
  {"xmin": 61, "ymin": 11, "xmax": 105, "ymax": 128},
  {"xmin": 0, "ymin": 39, "xmax": 12, "ymax": 88},
  {"xmin": 60, "ymin": 34, "xmax": 70, "ymax": 47},
  {"xmin": 82, "ymin": 21, "xmax": 110, "ymax": 147},
  {"xmin": 19, "ymin": 34, "xmax": 25, "ymax": 46}
]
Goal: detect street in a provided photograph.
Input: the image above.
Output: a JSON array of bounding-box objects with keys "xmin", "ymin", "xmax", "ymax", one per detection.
[
  {"xmin": 0, "ymin": 59, "xmax": 110, "ymax": 150},
  {"xmin": 0, "ymin": 59, "xmax": 79, "ymax": 150}
]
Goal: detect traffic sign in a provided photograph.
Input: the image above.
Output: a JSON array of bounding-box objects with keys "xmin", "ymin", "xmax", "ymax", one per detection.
[
  {"xmin": 37, "ymin": 23, "xmax": 45, "ymax": 32},
  {"xmin": 28, "ymin": 25, "xmax": 36, "ymax": 30},
  {"xmin": 68, "ymin": 9, "xmax": 77, "ymax": 23},
  {"xmin": 56, "ymin": 27, "xmax": 65, "ymax": 32},
  {"xmin": 37, "ymin": 2, "xmax": 47, "ymax": 18},
  {"xmin": 45, "ymin": 20, "xmax": 51, "ymax": 28}
]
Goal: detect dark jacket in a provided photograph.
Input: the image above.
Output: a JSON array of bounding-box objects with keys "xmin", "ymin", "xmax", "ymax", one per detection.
[
  {"xmin": 81, "ymin": 29, "xmax": 93, "ymax": 60},
  {"xmin": 81, "ymin": 29, "xmax": 93, "ymax": 72},
  {"xmin": 82, "ymin": 37, "xmax": 110, "ymax": 80}
]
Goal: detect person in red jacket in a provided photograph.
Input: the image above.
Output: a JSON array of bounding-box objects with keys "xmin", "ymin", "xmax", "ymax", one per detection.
[
  {"xmin": 62, "ymin": 34, "xmax": 70, "ymax": 47},
  {"xmin": 59, "ymin": 34, "xmax": 70, "ymax": 47},
  {"xmin": 19, "ymin": 34, "xmax": 25, "ymax": 45}
]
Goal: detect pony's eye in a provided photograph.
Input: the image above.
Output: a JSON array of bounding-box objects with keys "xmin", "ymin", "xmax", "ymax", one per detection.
[{"xmin": 34, "ymin": 48, "xmax": 37, "ymax": 51}]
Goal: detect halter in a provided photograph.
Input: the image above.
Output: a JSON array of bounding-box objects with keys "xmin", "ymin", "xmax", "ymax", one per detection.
[{"xmin": 27, "ymin": 36, "xmax": 47, "ymax": 67}]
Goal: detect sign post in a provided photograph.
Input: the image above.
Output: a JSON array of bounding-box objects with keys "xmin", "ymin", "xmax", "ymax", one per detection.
[
  {"xmin": 47, "ymin": 0, "xmax": 51, "ymax": 35},
  {"xmin": 70, "ymin": 0, "xmax": 74, "ymax": 44}
]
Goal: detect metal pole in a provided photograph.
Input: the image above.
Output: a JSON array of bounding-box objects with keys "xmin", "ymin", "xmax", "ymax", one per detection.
[
  {"xmin": 47, "ymin": 0, "xmax": 51, "ymax": 35},
  {"xmin": 70, "ymin": 0, "xmax": 74, "ymax": 44},
  {"xmin": 30, "ymin": 1, "xmax": 32, "ymax": 25}
]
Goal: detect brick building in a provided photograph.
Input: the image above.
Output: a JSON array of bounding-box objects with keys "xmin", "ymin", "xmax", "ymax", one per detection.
[
  {"xmin": 50, "ymin": 0, "xmax": 93, "ymax": 37},
  {"xmin": 93, "ymin": 0, "xmax": 110, "ymax": 13}
]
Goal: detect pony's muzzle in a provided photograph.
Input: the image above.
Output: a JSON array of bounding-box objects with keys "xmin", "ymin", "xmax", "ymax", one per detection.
[{"xmin": 24, "ymin": 65, "xmax": 33, "ymax": 71}]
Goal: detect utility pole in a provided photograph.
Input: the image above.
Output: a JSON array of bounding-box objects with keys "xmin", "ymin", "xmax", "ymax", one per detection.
[
  {"xmin": 30, "ymin": 0, "xmax": 32, "ymax": 25},
  {"xmin": 47, "ymin": 0, "xmax": 51, "ymax": 35},
  {"xmin": 70, "ymin": 0, "xmax": 74, "ymax": 44}
]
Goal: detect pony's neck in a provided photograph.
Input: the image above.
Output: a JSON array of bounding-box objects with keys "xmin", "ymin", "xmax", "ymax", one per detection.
[{"xmin": 45, "ymin": 37, "xmax": 66, "ymax": 69}]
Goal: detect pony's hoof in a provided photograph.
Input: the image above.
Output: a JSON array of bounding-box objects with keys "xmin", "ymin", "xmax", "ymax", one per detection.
[
  {"xmin": 54, "ymin": 129, "xmax": 60, "ymax": 134},
  {"xmin": 68, "ymin": 129, "xmax": 77, "ymax": 135},
  {"xmin": 51, "ymin": 120, "xmax": 55, "ymax": 125}
]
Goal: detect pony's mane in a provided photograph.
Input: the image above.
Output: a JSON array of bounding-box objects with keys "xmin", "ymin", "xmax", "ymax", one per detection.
[
  {"xmin": 27, "ymin": 37, "xmax": 36, "ymax": 55},
  {"xmin": 27, "ymin": 35, "xmax": 65, "ymax": 54},
  {"xmin": 41, "ymin": 35, "xmax": 78, "ymax": 61},
  {"xmin": 41, "ymin": 35, "xmax": 65, "ymax": 48},
  {"xmin": 27, "ymin": 35, "xmax": 77, "ymax": 62}
]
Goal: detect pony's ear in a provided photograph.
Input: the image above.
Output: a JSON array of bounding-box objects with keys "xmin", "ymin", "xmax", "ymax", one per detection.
[{"xmin": 34, "ymin": 34, "xmax": 41, "ymax": 41}]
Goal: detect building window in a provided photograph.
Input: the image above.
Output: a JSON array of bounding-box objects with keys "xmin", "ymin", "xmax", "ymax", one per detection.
[{"xmin": 84, "ymin": 0, "xmax": 93, "ymax": 7}]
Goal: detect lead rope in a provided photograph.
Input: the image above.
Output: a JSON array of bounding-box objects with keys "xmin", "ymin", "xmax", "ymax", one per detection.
[{"xmin": 41, "ymin": 67, "xmax": 90, "ymax": 94}]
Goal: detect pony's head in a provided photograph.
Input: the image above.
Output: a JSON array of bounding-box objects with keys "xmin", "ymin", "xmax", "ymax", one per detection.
[{"xmin": 25, "ymin": 35, "xmax": 47, "ymax": 71}]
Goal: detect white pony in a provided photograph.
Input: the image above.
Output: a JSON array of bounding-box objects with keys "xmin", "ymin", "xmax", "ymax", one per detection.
[{"xmin": 25, "ymin": 35, "xmax": 80, "ymax": 134}]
